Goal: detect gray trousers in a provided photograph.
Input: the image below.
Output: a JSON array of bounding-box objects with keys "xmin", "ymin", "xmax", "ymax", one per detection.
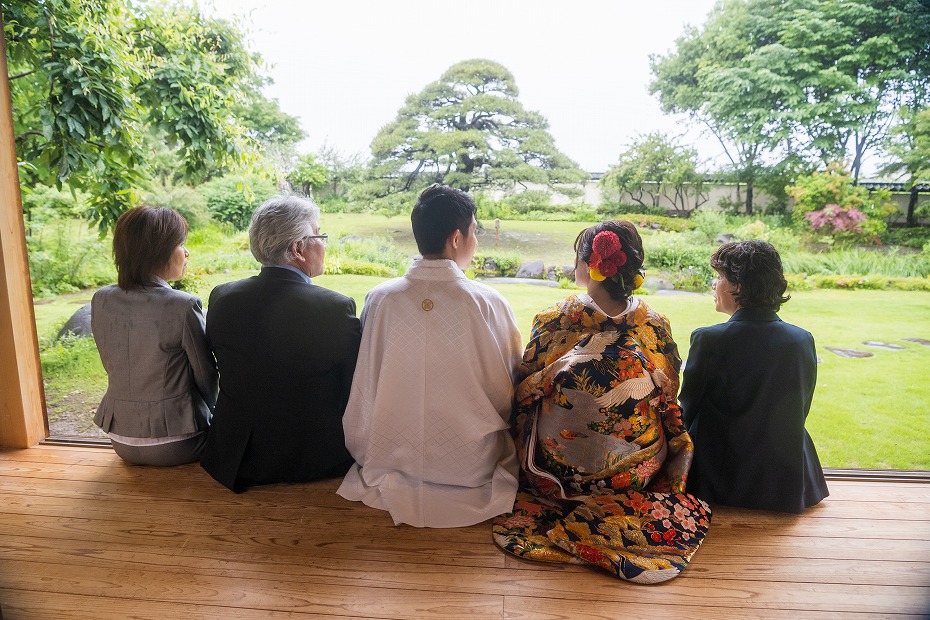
[{"xmin": 110, "ymin": 432, "xmax": 208, "ymax": 467}]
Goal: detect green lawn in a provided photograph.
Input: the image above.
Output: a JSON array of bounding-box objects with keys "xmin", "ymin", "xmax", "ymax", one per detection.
[{"xmin": 34, "ymin": 273, "xmax": 930, "ymax": 470}]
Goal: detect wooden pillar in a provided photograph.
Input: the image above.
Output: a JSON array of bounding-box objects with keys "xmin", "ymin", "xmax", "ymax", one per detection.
[{"xmin": 0, "ymin": 14, "xmax": 48, "ymax": 447}]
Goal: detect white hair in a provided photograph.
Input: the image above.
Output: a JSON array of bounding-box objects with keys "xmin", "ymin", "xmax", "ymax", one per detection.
[{"xmin": 248, "ymin": 194, "xmax": 320, "ymax": 266}]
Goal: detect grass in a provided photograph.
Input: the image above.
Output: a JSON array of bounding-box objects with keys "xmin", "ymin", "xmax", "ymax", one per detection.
[
  {"xmin": 29, "ymin": 212, "xmax": 930, "ymax": 469},
  {"xmin": 35, "ymin": 274, "xmax": 930, "ymax": 470}
]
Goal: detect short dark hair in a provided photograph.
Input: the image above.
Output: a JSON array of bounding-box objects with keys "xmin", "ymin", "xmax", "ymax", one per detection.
[
  {"xmin": 574, "ymin": 220, "xmax": 644, "ymax": 300},
  {"xmin": 710, "ymin": 240, "xmax": 790, "ymax": 311},
  {"xmin": 112, "ymin": 206, "xmax": 188, "ymax": 290},
  {"xmin": 410, "ymin": 184, "xmax": 477, "ymax": 255}
]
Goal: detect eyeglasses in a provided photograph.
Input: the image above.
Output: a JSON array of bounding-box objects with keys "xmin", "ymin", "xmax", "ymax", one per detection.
[{"xmin": 306, "ymin": 233, "xmax": 328, "ymax": 245}]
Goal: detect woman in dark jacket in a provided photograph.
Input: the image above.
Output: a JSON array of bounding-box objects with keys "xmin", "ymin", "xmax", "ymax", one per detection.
[{"xmin": 680, "ymin": 240, "xmax": 828, "ymax": 513}]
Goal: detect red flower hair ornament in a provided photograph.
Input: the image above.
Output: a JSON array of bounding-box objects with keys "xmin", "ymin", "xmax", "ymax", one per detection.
[{"xmin": 588, "ymin": 231, "xmax": 627, "ymax": 281}]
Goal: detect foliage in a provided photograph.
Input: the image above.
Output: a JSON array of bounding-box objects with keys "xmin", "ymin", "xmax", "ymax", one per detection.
[
  {"xmin": 650, "ymin": 0, "xmax": 930, "ymax": 211},
  {"xmin": 472, "ymin": 249, "xmax": 523, "ymax": 277},
  {"xmin": 883, "ymin": 225, "xmax": 930, "ymax": 249},
  {"xmin": 200, "ymin": 173, "xmax": 277, "ymax": 230},
  {"xmin": 882, "ymin": 106, "xmax": 930, "ymax": 225},
  {"xmin": 600, "ymin": 132, "xmax": 705, "ymax": 215},
  {"xmin": 781, "ymin": 247, "xmax": 930, "ymax": 279},
  {"xmin": 363, "ymin": 59, "xmax": 587, "ymax": 207},
  {"xmin": 603, "ymin": 213, "xmax": 694, "ymax": 233},
  {"xmin": 787, "ymin": 163, "xmax": 897, "ymax": 242},
  {"xmin": 234, "ymin": 95, "xmax": 304, "ymax": 148},
  {"xmin": 141, "ymin": 180, "xmax": 212, "ymax": 229},
  {"xmin": 323, "ymin": 236, "xmax": 410, "ymax": 278},
  {"xmin": 643, "ymin": 231, "xmax": 714, "ymax": 287},
  {"xmin": 598, "ymin": 202, "xmax": 670, "ymax": 218},
  {"xmin": 316, "ymin": 144, "xmax": 367, "ymax": 201},
  {"xmin": 27, "ymin": 219, "xmax": 115, "ymax": 297},
  {"xmin": 286, "ymin": 154, "xmax": 328, "ymax": 196},
  {"xmin": 40, "ymin": 333, "xmax": 105, "ymax": 382},
  {"xmin": 20, "ymin": 184, "xmax": 84, "ymax": 231},
  {"xmin": 4, "ymin": 0, "xmax": 266, "ymax": 231},
  {"xmin": 804, "ymin": 204, "xmax": 867, "ymax": 237}
]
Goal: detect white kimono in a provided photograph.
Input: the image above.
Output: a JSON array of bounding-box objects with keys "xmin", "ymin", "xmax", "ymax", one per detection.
[{"xmin": 337, "ymin": 259, "xmax": 522, "ymax": 527}]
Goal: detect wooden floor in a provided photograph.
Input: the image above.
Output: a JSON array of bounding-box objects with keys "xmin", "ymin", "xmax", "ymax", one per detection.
[{"xmin": 0, "ymin": 445, "xmax": 928, "ymax": 619}]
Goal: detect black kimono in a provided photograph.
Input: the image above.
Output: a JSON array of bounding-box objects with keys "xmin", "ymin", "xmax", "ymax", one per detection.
[{"xmin": 679, "ymin": 307, "xmax": 828, "ymax": 513}]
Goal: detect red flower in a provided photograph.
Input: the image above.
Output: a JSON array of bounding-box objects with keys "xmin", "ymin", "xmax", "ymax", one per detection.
[
  {"xmin": 593, "ymin": 231, "xmax": 621, "ymax": 257},
  {"xmin": 651, "ymin": 532, "xmax": 662, "ymax": 542},
  {"xmin": 663, "ymin": 529, "xmax": 677, "ymax": 542}
]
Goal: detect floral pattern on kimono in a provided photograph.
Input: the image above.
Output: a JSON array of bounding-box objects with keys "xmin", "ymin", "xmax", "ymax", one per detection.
[{"xmin": 493, "ymin": 295, "xmax": 710, "ymax": 583}]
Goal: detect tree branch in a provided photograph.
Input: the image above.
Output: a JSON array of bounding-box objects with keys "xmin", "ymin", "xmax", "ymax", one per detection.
[
  {"xmin": 15, "ymin": 130, "xmax": 44, "ymax": 143},
  {"xmin": 9, "ymin": 69, "xmax": 38, "ymax": 80}
]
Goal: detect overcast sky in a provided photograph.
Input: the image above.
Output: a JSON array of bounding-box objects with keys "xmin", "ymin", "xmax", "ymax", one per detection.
[{"xmin": 208, "ymin": 0, "xmax": 723, "ymax": 173}]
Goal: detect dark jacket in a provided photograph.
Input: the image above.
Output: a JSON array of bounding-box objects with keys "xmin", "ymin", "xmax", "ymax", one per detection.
[
  {"xmin": 679, "ymin": 307, "xmax": 828, "ymax": 513},
  {"xmin": 200, "ymin": 267, "xmax": 360, "ymax": 492}
]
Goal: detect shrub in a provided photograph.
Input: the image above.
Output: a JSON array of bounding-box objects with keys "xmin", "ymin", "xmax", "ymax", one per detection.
[
  {"xmin": 882, "ymin": 226, "xmax": 930, "ymax": 249},
  {"xmin": 781, "ymin": 248, "xmax": 930, "ymax": 278},
  {"xmin": 40, "ymin": 333, "xmax": 104, "ymax": 381},
  {"xmin": 786, "ymin": 273, "xmax": 930, "ymax": 292},
  {"xmin": 689, "ymin": 210, "xmax": 731, "ymax": 240},
  {"xmin": 27, "ymin": 219, "xmax": 115, "ymax": 297},
  {"xmin": 20, "ymin": 184, "xmax": 84, "ymax": 228},
  {"xmin": 787, "ymin": 163, "xmax": 897, "ymax": 241},
  {"xmin": 598, "ymin": 202, "xmax": 669, "ymax": 217},
  {"xmin": 200, "ymin": 174, "xmax": 277, "ymax": 230},
  {"xmin": 142, "ymin": 181, "xmax": 213, "ymax": 229},
  {"xmin": 644, "ymin": 231, "xmax": 714, "ymax": 287},
  {"xmin": 324, "ymin": 236, "xmax": 409, "ymax": 277},
  {"xmin": 472, "ymin": 249, "xmax": 523, "ymax": 276}
]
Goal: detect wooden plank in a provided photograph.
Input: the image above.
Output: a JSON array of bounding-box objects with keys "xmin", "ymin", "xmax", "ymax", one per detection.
[
  {"xmin": 0, "ymin": 559, "xmax": 506, "ymax": 619},
  {"xmin": 501, "ymin": 595, "xmax": 923, "ymax": 620},
  {"xmin": 2, "ymin": 531, "xmax": 928, "ymax": 589},
  {"xmin": 0, "ymin": 13, "xmax": 47, "ymax": 449},
  {"xmin": 1, "ymin": 554, "xmax": 927, "ymax": 616},
  {"xmin": 0, "ymin": 590, "xmax": 354, "ymax": 620}
]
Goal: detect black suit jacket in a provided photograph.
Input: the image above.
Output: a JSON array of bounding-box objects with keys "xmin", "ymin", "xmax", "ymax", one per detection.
[
  {"xmin": 200, "ymin": 267, "xmax": 361, "ymax": 492},
  {"xmin": 679, "ymin": 307, "xmax": 828, "ymax": 513}
]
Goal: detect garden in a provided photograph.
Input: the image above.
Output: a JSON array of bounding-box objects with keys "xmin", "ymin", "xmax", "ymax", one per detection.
[
  {"xmin": 30, "ymin": 191, "xmax": 930, "ymax": 470},
  {"xmin": 7, "ymin": 0, "xmax": 930, "ymax": 471}
]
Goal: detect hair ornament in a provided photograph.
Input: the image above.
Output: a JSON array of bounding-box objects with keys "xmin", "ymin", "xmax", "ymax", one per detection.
[{"xmin": 589, "ymin": 231, "xmax": 627, "ymax": 281}]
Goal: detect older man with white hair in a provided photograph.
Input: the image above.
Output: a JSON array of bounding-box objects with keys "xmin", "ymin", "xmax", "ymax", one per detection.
[{"xmin": 201, "ymin": 194, "xmax": 361, "ymax": 492}]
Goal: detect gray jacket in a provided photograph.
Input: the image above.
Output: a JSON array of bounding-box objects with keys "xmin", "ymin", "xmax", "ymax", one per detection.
[{"xmin": 92, "ymin": 282, "xmax": 217, "ymax": 438}]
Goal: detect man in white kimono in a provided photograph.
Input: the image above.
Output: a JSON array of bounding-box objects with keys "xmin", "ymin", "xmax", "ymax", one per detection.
[{"xmin": 337, "ymin": 184, "xmax": 522, "ymax": 527}]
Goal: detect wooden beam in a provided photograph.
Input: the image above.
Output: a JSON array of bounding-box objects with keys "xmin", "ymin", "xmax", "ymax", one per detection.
[{"xmin": 0, "ymin": 13, "xmax": 47, "ymax": 447}]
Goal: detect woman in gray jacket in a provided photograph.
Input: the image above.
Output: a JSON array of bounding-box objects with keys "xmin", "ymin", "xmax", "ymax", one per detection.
[{"xmin": 92, "ymin": 206, "xmax": 217, "ymax": 466}]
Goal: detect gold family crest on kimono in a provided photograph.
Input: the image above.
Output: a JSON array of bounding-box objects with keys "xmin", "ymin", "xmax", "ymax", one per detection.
[{"xmin": 492, "ymin": 295, "xmax": 711, "ymax": 583}]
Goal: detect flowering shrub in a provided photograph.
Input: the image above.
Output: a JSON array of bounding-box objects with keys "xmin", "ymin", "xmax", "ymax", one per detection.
[
  {"xmin": 804, "ymin": 204, "xmax": 867, "ymax": 234},
  {"xmin": 787, "ymin": 163, "xmax": 897, "ymax": 244}
]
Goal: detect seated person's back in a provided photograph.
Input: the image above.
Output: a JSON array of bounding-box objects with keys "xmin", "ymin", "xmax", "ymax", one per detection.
[
  {"xmin": 201, "ymin": 194, "xmax": 361, "ymax": 492},
  {"xmin": 337, "ymin": 184, "xmax": 522, "ymax": 527},
  {"xmin": 680, "ymin": 240, "xmax": 828, "ymax": 513}
]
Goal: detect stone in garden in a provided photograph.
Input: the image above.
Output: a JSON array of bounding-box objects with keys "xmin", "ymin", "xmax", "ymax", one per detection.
[
  {"xmin": 55, "ymin": 303, "xmax": 93, "ymax": 341},
  {"xmin": 903, "ymin": 337, "xmax": 930, "ymax": 347},
  {"xmin": 643, "ymin": 275, "xmax": 674, "ymax": 291},
  {"xmin": 562, "ymin": 264, "xmax": 575, "ymax": 280},
  {"xmin": 482, "ymin": 257, "xmax": 500, "ymax": 275},
  {"xmin": 862, "ymin": 341, "xmax": 905, "ymax": 350},
  {"xmin": 816, "ymin": 356, "xmax": 824, "ymax": 364},
  {"xmin": 339, "ymin": 235, "xmax": 361, "ymax": 243},
  {"xmin": 515, "ymin": 261, "xmax": 545, "ymax": 279},
  {"xmin": 546, "ymin": 266, "xmax": 559, "ymax": 281},
  {"xmin": 825, "ymin": 347, "xmax": 873, "ymax": 359},
  {"xmin": 716, "ymin": 233, "xmax": 735, "ymax": 244}
]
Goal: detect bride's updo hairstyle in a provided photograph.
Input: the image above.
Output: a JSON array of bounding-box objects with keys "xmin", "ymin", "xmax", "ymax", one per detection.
[{"xmin": 574, "ymin": 220, "xmax": 644, "ymax": 301}]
